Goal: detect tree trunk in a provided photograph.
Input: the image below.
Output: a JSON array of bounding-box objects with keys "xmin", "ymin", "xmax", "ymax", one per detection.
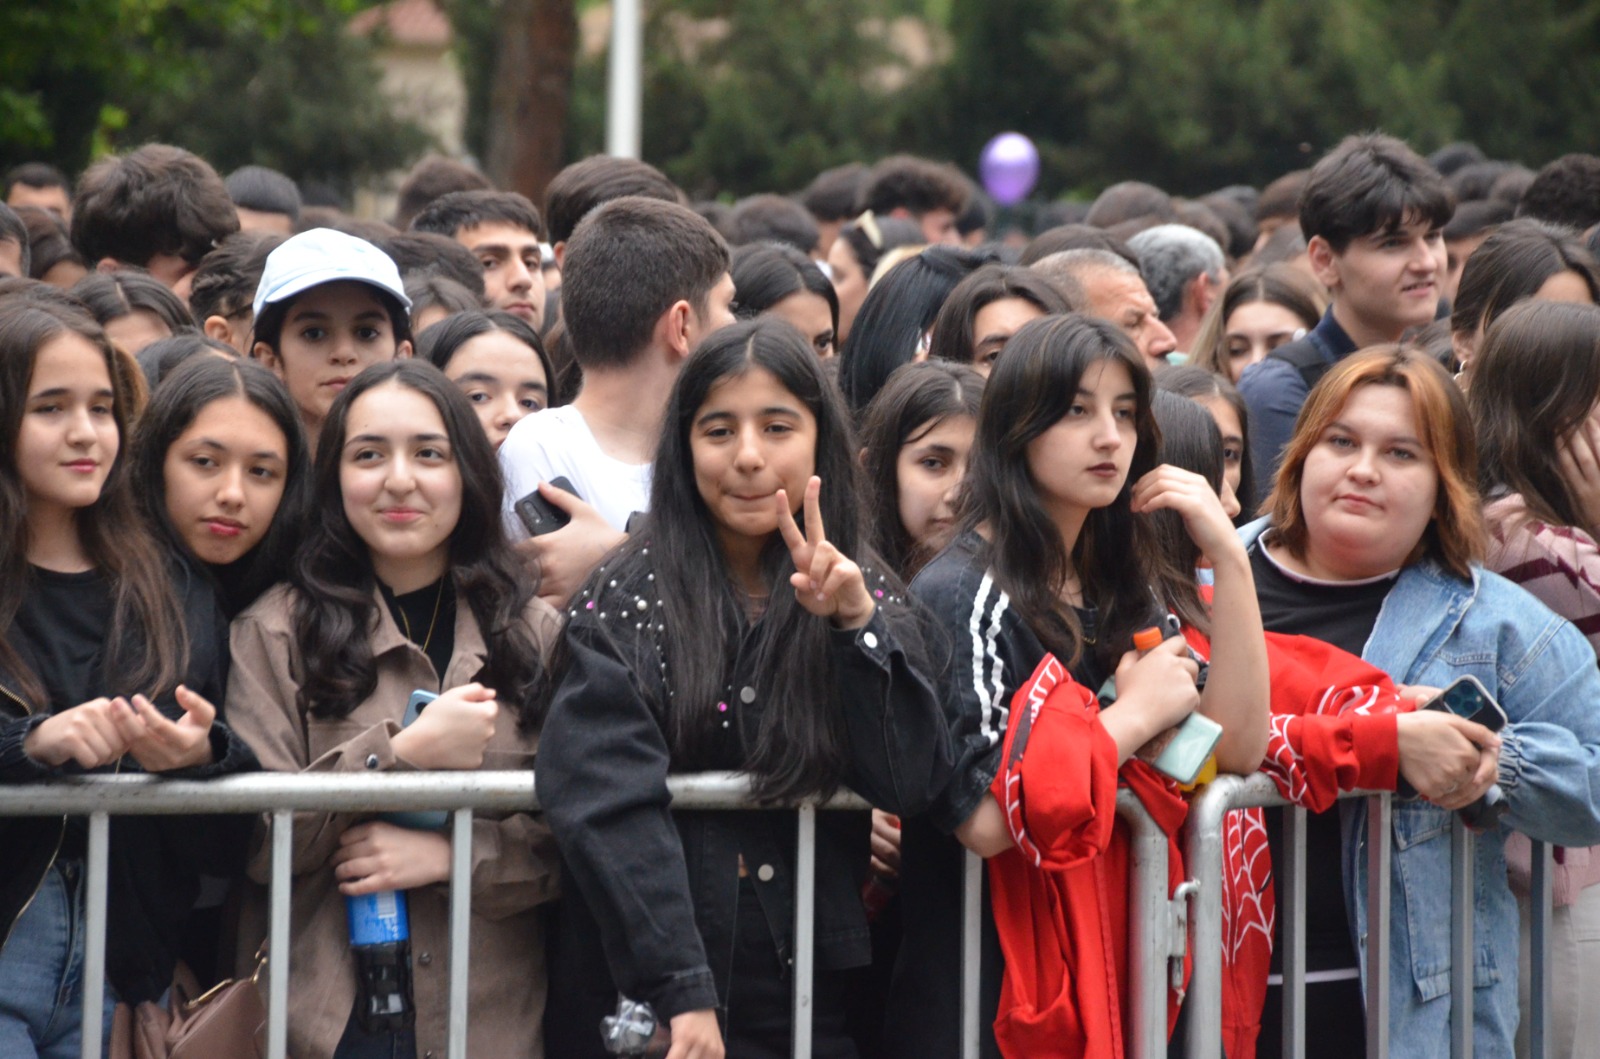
[{"xmin": 485, "ymin": 0, "xmax": 577, "ymax": 207}]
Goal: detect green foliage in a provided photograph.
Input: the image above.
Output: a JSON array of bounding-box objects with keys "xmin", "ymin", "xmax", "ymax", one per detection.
[
  {"xmin": 566, "ymin": 0, "xmax": 926, "ymax": 197},
  {"xmin": 119, "ymin": 0, "xmax": 434, "ymax": 194},
  {"xmin": 906, "ymin": 0, "xmax": 1600, "ymax": 197},
  {"xmin": 0, "ymin": 0, "xmax": 431, "ymax": 193}
]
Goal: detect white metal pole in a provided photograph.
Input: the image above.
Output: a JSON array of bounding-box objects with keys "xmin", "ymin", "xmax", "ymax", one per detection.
[{"xmin": 606, "ymin": 0, "xmax": 643, "ymax": 158}]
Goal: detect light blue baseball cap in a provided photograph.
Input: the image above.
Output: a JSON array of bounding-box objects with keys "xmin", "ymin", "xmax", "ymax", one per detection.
[{"xmin": 252, "ymin": 227, "xmax": 411, "ymax": 318}]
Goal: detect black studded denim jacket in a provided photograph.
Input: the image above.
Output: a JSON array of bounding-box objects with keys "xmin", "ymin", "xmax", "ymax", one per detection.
[{"xmin": 535, "ymin": 561, "xmax": 953, "ymax": 1022}]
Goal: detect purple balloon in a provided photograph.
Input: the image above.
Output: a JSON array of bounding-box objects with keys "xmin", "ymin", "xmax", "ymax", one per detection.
[{"xmin": 979, "ymin": 132, "xmax": 1040, "ymax": 206}]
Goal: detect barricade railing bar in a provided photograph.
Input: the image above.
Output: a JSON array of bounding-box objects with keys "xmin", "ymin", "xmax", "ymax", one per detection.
[
  {"xmin": 1184, "ymin": 773, "xmax": 1556, "ymax": 1059},
  {"xmin": 0, "ymin": 772, "xmax": 868, "ymax": 1059},
  {"xmin": 0, "ymin": 770, "xmax": 1555, "ymax": 1059}
]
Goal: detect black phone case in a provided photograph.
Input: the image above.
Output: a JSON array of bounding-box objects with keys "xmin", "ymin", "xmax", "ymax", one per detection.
[{"xmin": 515, "ymin": 476, "xmax": 577, "ymax": 536}]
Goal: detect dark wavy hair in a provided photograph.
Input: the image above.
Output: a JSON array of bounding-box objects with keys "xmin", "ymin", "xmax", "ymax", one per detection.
[
  {"xmin": 961, "ymin": 312, "xmax": 1165, "ymax": 670},
  {"xmin": 130, "ymin": 354, "xmax": 312, "ymax": 617},
  {"xmin": 858, "ymin": 359, "xmax": 985, "ymax": 578},
  {"xmin": 0, "ymin": 304, "xmax": 189, "ymax": 705},
  {"xmin": 570, "ymin": 317, "xmax": 917, "ymax": 801},
  {"xmin": 291, "ymin": 359, "xmax": 548, "ymax": 729}
]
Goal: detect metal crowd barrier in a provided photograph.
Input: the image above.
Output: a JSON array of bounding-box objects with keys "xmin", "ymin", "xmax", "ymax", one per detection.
[
  {"xmin": 1183, "ymin": 773, "xmax": 1556, "ymax": 1059},
  {"xmin": 0, "ymin": 770, "xmax": 1556, "ymax": 1059}
]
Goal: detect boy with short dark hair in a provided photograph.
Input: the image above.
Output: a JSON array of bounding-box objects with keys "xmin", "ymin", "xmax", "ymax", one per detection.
[
  {"xmin": 71, "ymin": 144, "xmax": 239, "ymax": 297},
  {"xmin": 499, "ymin": 196, "xmax": 734, "ymax": 603},
  {"xmin": 4, "ymin": 162, "xmax": 72, "ymax": 220},
  {"xmin": 225, "ymin": 165, "xmax": 302, "ymax": 235},
  {"xmin": 1239, "ymin": 133, "xmax": 1454, "ymax": 500},
  {"xmin": 542, "ymin": 155, "xmax": 681, "ymax": 266},
  {"xmin": 411, "ymin": 189, "xmax": 545, "ymax": 327},
  {"xmin": 858, "ymin": 155, "xmax": 971, "ymax": 246}
]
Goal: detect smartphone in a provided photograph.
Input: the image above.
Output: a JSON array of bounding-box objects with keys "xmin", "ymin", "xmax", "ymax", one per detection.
[
  {"xmin": 1422, "ymin": 675, "xmax": 1507, "ymax": 732},
  {"xmin": 514, "ymin": 476, "xmax": 577, "ymax": 536},
  {"xmin": 1422, "ymin": 675, "xmax": 1508, "ymax": 828},
  {"xmin": 382, "ymin": 690, "xmax": 447, "ymax": 831}
]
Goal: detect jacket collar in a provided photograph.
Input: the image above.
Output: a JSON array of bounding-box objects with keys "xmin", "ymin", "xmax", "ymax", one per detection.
[{"xmin": 368, "ymin": 579, "xmax": 487, "ymax": 686}]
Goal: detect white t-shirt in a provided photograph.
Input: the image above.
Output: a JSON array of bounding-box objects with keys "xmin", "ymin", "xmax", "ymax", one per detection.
[{"xmin": 499, "ymin": 404, "xmax": 652, "ymax": 538}]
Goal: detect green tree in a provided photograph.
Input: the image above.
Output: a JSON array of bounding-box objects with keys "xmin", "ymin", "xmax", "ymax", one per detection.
[
  {"xmin": 1, "ymin": 0, "xmax": 430, "ymax": 193},
  {"xmin": 120, "ymin": 0, "xmax": 433, "ymax": 194}
]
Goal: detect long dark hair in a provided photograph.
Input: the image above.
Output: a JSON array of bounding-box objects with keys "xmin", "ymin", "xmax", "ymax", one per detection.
[
  {"xmin": 1148, "ymin": 390, "xmax": 1223, "ymax": 634},
  {"xmin": 130, "ymin": 355, "xmax": 312, "ymax": 616},
  {"xmin": 838, "ymin": 246, "xmax": 994, "ymax": 414},
  {"xmin": 571, "ymin": 317, "xmax": 909, "ymax": 801},
  {"xmin": 961, "ymin": 312, "xmax": 1165, "ymax": 670},
  {"xmin": 858, "ymin": 359, "xmax": 985, "ymax": 578},
  {"xmin": 1471, "ymin": 300, "xmax": 1600, "ymax": 528},
  {"xmin": 1156, "ymin": 364, "xmax": 1255, "ymax": 518},
  {"xmin": 291, "ymin": 359, "xmax": 548, "ymax": 728},
  {"xmin": 0, "ymin": 304, "xmax": 189, "ymax": 705}
]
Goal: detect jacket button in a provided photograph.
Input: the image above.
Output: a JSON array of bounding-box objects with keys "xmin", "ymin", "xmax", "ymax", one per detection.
[
  {"xmin": 739, "ymin": 686, "xmax": 756, "ymax": 704},
  {"xmin": 364, "ymin": 754, "xmax": 380, "ymax": 770},
  {"xmin": 862, "ymin": 631, "xmax": 879, "ymax": 649},
  {"xmin": 419, "ymin": 951, "xmax": 432, "ymax": 965},
  {"xmin": 757, "ymin": 864, "xmax": 775, "ymax": 882}
]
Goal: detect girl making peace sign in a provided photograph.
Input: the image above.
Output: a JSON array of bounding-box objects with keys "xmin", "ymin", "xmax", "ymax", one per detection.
[{"xmin": 537, "ymin": 318, "xmax": 952, "ymax": 1059}]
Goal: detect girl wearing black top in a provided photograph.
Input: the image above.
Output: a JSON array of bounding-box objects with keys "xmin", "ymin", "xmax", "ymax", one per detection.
[
  {"xmin": 0, "ymin": 304, "xmax": 255, "ymax": 1057},
  {"xmin": 890, "ymin": 313, "xmax": 1267, "ymax": 1057},
  {"xmin": 130, "ymin": 354, "xmax": 311, "ymax": 618},
  {"xmin": 537, "ymin": 318, "xmax": 952, "ymax": 1059}
]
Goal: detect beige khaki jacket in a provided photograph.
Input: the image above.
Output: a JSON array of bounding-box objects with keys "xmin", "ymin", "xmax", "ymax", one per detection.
[{"xmin": 226, "ymin": 583, "xmax": 560, "ymax": 1059}]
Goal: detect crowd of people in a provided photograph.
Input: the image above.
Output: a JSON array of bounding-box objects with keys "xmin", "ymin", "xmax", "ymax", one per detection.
[{"xmin": 1, "ymin": 133, "xmax": 1599, "ymax": 1059}]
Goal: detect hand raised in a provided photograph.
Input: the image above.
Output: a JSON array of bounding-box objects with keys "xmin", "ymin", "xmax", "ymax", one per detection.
[
  {"xmin": 1557, "ymin": 415, "xmax": 1600, "ymax": 533},
  {"xmin": 776, "ymin": 476, "xmax": 875, "ymax": 629},
  {"xmin": 1129, "ymin": 464, "xmax": 1245, "ymax": 565}
]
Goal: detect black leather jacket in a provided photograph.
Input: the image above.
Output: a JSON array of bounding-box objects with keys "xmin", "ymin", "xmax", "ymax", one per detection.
[{"xmin": 536, "ymin": 563, "xmax": 952, "ymax": 1025}]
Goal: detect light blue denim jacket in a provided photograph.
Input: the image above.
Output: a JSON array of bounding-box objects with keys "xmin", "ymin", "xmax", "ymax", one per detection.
[{"xmin": 1241, "ymin": 518, "xmax": 1600, "ymax": 1058}]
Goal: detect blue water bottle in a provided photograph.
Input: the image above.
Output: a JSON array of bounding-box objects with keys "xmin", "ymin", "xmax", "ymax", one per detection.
[{"xmin": 346, "ymin": 888, "xmax": 415, "ymax": 1032}]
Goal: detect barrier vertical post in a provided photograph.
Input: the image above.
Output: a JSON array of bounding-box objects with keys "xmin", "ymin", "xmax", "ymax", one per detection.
[
  {"xmin": 1281, "ymin": 806, "xmax": 1307, "ymax": 1059},
  {"xmin": 1449, "ymin": 817, "xmax": 1475, "ymax": 1058},
  {"xmin": 960, "ymin": 849, "xmax": 983, "ymax": 1059},
  {"xmin": 1528, "ymin": 839, "xmax": 1554, "ymax": 1059},
  {"xmin": 1122, "ymin": 791, "xmax": 1171, "ymax": 1059},
  {"xmin": 267, "ymin": 809, "xmax": 293, "ymax": 1059},
  {"xmin": 1365, "ymin": 795, "xmax": 1392, "ymax": 1059},
  {"xmin": 81, "ymin": 812, "xmax": 110, "ymax": 1059},
  {"xmin": 792, "ymin": 804, "xmax": 816, "ymax": 1059},
  {"xmin": 1186, "ymin": 775, "xmax": 1242, "ymax": 1059},
  {"xmin": 447, "ymin": 808, "xmax": 474, "ymax": 1059}
]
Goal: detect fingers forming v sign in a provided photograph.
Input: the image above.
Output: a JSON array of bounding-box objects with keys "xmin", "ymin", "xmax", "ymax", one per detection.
[{"xmin": 775, "ymin": 476, "xmax": 875, "ymax": 629}]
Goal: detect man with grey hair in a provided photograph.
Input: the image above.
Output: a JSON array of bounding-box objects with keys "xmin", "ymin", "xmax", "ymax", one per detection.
[
  {"xmin": 1126, "ymin": 223, "xmax": 1228, "ymax": 354},
  {"xmin": 1031, "ymin": 248, "xmax": 1177, "ymax": 371}
]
